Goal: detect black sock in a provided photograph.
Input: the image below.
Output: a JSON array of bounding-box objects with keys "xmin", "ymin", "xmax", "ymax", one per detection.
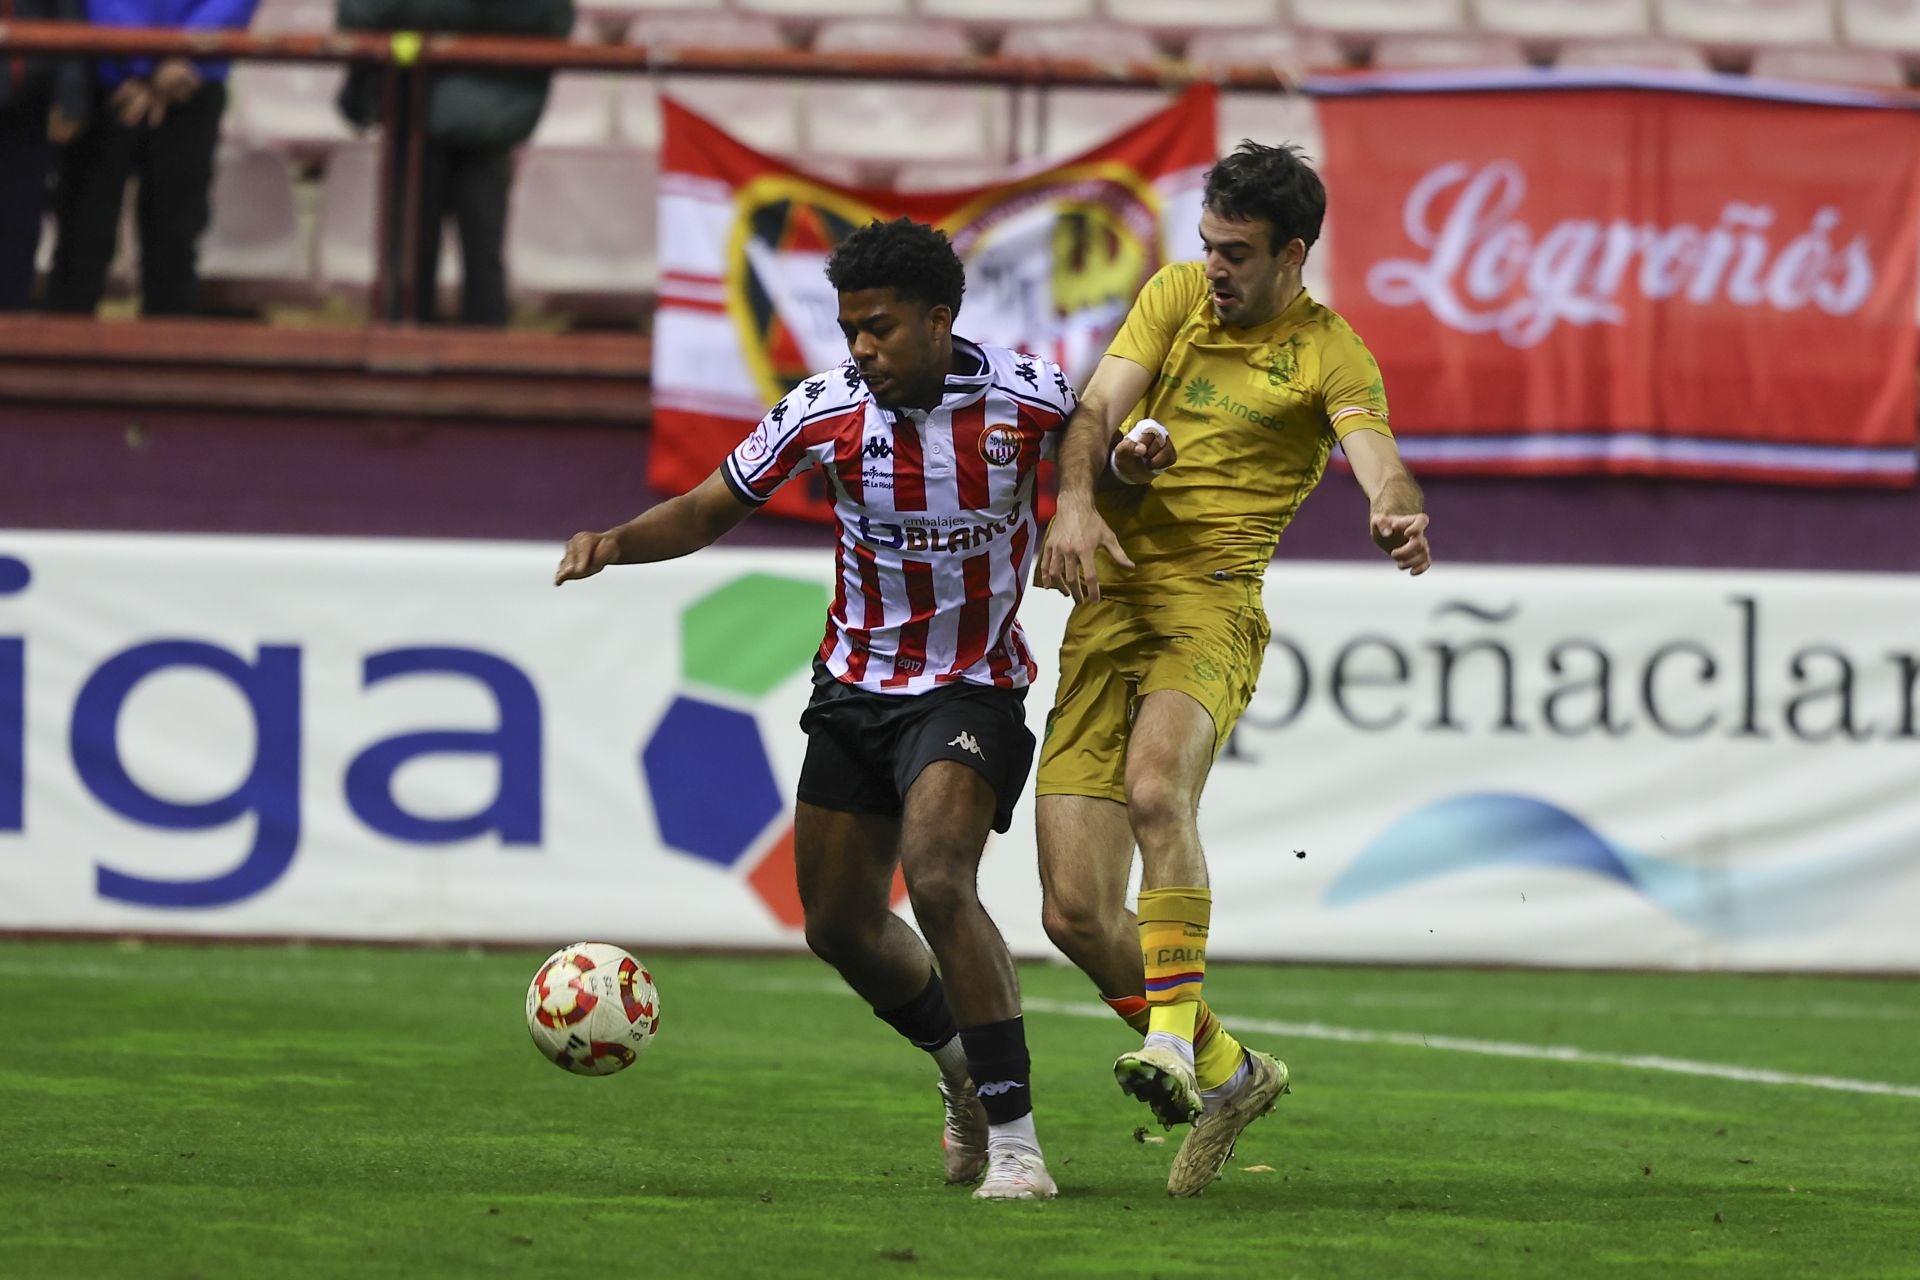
[
  {"xmin": 958, "ymin": 1016, "xmax": 1032, "ymax": 1125},
  {"xmin": 873, "ymin": 970, "xmax": 959, "ymax": 1052}
]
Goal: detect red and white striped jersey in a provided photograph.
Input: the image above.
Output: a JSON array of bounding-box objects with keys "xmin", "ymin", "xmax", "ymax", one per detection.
[{"xmin": 721, "ymin": 337, "xmax": 1076, "ymax": 695}]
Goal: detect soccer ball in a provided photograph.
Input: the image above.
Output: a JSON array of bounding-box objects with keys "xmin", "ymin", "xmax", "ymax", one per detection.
[{"xmin": 525, "ymin": 942, "xmax": 661, "ymax": 1076}]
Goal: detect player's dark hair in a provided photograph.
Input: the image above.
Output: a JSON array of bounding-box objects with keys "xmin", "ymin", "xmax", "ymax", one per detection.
[
  {"xmin": 825, "ymin": 217, "xmax": 966, "ymax": 317},
  {"xmin": 1204, "ymin": 140, "xmax": 1326, "ymax": 256}
]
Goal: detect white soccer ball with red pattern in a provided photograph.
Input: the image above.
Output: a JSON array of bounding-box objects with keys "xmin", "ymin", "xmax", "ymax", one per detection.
[{"xmin": 525, "ymin": 942, "xmax": 661, "ymax": 1076}]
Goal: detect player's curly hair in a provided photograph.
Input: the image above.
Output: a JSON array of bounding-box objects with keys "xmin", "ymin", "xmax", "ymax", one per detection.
[
  {"xmin": 824, "ymin": 217, "xmax": 966, "ymax": 317},
  {"xmin": 1204, "ymin": 140, "xmax": 1326, "ymax": 256}
]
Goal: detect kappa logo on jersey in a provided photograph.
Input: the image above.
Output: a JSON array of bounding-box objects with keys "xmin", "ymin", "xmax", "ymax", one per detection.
[
  {"xmin": 803, "ymin": 378, "xmax": 827, "ymax": 406},
  {"xmin": 979, "ymin": 425, "xmax": 1020, "ymax": 466},
  {"xmin": 948, "ymin": 731, "xmax": 984, "ymax": 759},
  {"xmin": 975, "ymin": 1079, "xmax": 1020, "ymax": 1097},
  {"xmin": 863, "ymin": 436, "xmax": 894, "ymax": 460},
  {"xmin": 1014, "ymin": 359, "xmax": 1039, "ymax": 390}
]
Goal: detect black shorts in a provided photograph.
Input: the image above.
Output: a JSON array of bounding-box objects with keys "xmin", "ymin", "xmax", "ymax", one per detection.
[{"xmin": 796, "ymin": 661, "xmax": 1036, "ymax": 834}]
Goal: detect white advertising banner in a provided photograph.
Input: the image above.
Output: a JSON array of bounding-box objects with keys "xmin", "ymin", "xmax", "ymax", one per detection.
[{"xmin": 1, "ymin": 531, "xmax": 1916, "ymax": 971}]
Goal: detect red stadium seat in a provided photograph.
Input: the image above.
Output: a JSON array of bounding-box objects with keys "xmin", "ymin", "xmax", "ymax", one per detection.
[
  {"xmin": 201, "ymin": 146, "xmax": 308, "ymax": 287},
  {"xmin": 804, "ymin": 20, "xmax": 1008, "ymax": 162},
  {"xmin": 1750, "ymin": 45, "xmax": 1907, "ymax": 83},
  {"xmin": 1471, "ymin": 0, "xmax": 1651, "ymax": 39},
  {"xmin": 1371, "ymin": 33, "xmax": 1531, "ymax": 68},
  {"xmin": 1555, "ymin": 37, "xmax": 1713, "ymax": 70},
  {"xmin": 1657, "ymin": 0, "xmax": 1837, "ymax": 47},
  {"xmin": 1185, "ymin": 27, "xmax": 1349, "ymax": 77},
  {"xmin": 227, "ymin": 61, "xmax": 355, "ymax": 156},
  {"xmin": 314, "ymin": 141, "xmax": 462, "ymax": 295},
  {"xmin": 508, "ymin": 148, "xmax": 658, "ymax": 297},
  {"xmin": 1842, "ymin": 0, "xmax": 1920, "ymax": 52}
]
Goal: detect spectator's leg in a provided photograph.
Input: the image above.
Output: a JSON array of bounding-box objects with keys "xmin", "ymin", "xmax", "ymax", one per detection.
[
  {"xmin": 449, "ymin": 145, "xmax": 511, "ymax": 327},
  {"xmin": 45, "ymin": 88, "xmax": 134, "ymax": 315},
  {"xmin": 412, "ymin": 140, "xmax": 452, "ymax": 323},
  {"xmin": 0, "ymin": 89, "xmax": 54, "ymax": 311},
  {"xmin": 136, "ymin": 81, "xmax": 225, "ymax": 316}
]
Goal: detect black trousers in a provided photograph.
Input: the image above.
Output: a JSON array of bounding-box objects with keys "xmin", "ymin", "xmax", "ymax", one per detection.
[
  {"xmin": 415, "ymin": 141, "xmax": 510, "ymax": 326},
  {"xmin": 45, "ymin": 80, "xmax": 226, "ymax": 316},
  {"xmin": 0, "ymin": 87, "xmax": 53, "ymax": 311}
]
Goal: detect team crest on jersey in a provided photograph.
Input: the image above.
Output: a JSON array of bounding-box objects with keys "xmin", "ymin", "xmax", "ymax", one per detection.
[
  {"xmin": 739, "ymin": 422, "xmax": 773, "ymax": 463},
  {"xmin": 979, "ymin": 425, "xmax": 1021, "ymax": 466}
]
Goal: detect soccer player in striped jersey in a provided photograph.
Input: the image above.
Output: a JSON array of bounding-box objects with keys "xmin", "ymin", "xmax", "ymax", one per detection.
[
  {"xmin": 556, "ymin": 218, "xmax": 1072, "ymax": 1201},
  {"xmin": 1033, "ymin": 142, "xmax": 1432, "ymax": 1196}
]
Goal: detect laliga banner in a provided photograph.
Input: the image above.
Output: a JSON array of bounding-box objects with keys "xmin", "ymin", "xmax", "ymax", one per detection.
[
  {"xmin": 650, "ymin": 88, "xmax": 1216, "ymax": 521},
  {"xmin": 1315, "ymin": 74, "xmax": 1920, "ymax": 486},
  {"xmin": 5, "ymin": 531, "xmax": 1920, "ymax": 972}
]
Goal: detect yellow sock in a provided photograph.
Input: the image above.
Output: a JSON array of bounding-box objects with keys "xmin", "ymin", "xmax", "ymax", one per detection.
[
  {"xmin": 1193, "ymin": 1002, "xmax": 1245, "ymax": 1092},
  {"xmin": 1138, "ymin": 886, "xmax": 1210, "ymax": 1045}
]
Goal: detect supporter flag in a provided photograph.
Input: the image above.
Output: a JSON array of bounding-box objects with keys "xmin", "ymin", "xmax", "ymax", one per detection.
[
  {"xmin": 1316, "ymin": 74, "xmax": 1920, "ymax": 486},
  {"xmin": 650, "ymin": 86, "xmax": 1217, "ymax": 520}
]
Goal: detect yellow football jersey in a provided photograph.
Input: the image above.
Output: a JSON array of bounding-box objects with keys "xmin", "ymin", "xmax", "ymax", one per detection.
[{"xmin": 1096, "ymin": 261, "xmax": 1392, "ymax": 597}]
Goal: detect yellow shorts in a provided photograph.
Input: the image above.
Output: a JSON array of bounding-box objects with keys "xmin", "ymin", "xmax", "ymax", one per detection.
[{"xmin": 1035, "ymin": 582, "xmax": 1270, "ymax": 804}]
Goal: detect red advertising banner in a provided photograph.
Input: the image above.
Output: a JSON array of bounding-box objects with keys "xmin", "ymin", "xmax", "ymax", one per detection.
[
  {"xmin": 1317, "ymin": 77, "xmax": 1920, "ymax": 485},
  {"xmin": 650, "ymin": 87, "xmax": 1216, "ymax": 521}
]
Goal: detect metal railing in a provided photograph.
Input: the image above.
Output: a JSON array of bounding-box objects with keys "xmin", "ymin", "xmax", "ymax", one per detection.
[{"xmin": 0, "ymin": 19, "xmax": 1295, "ymax": 325}]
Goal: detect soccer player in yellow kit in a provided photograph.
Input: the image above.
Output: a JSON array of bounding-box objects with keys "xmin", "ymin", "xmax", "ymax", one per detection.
[{"xmin": 1035, "ymin": 141, "xmax": 1431, "ymax": 1197}]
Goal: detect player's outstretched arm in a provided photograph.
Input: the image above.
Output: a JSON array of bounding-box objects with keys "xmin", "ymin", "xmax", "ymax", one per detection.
[
  {"xmin": 1342, "ymin": 428, "xmax": 1432, "ymax": 576},
  {"xmin": 554, "ymin": 468, "xmax": 755, "ymax": 585},
  {"xmin": 1038, "ymin": 355, "xmax": 1157, "ymax": 603}
]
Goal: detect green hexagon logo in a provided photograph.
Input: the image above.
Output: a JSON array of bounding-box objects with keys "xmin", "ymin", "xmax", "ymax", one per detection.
[{"xmin": 681, "ymin": 572, "xmax": 830, "ymax": 696}]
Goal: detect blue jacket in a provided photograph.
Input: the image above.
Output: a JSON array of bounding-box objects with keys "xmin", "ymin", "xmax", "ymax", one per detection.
[{"xmin": 85, "ymin": 0, "xmax": 262, "ymax": 86}]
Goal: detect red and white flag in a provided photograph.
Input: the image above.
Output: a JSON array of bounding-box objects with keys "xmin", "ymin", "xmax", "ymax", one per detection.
[
  {"xmin": 1318, "ymin": 74, "xmax": 1920, "ymax": 486},
  {"xmin": 650, "ymin": 86, "xmax": 1218, "ymax": 520}
]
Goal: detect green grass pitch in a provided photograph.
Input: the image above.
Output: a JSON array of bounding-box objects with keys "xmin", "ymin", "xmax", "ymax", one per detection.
[{"xmin": 2, "ymin": 940, "xmax": 1917, "ymax": 1279}]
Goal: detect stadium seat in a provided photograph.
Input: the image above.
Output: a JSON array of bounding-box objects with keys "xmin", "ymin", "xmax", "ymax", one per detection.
[
  {"xmin": 1371, "ymin": 33, "xmax": 1531, "ymax": 67},
  {"xmin": 1656, "ymin": 0, "xmax": 1836, "ymax": 46},
  {"xmin": 314, "ymin": 141, "xmax": 461, "ymax": 294},
  {"xmin": 1555, "ymin": 36, "xmax": 1712, "ymax": 68},
  {"xmin": 919, "ymin": 0, "xmax": 1096, "ymax": 22},
  {"xmin": 200, "ymin": 146, "xmax": 307, "ymax": 285},
  {"xmin": 615, "ymin": 77, "xmax": 662, "ymax": 148},
  {"xmin": 1289, "ymin": 0, "xmax": 1468, "ymax": 35},
  {"xmin": 804, "ymin": 20, "xmax": 1009, "ymax": 161},
  {"xmin": 226, "ymin": 61, "xmax": 355, "ymax": 154},
  {"xmin": 1749, "ymin": 45, "xmax": 1907, "ymax": 82},
  {"xmin": 1841, "ymin": 0, "xmax": 1920, "ymax": 51},
  {"xmin": 1107, "ymin": 0, "xmax": 1285, "ymax": 29},
  {"xmin": 1470, "ymin": 0, "xmax": 1651, "ymax": 39},
  {"xmin": 632, "ymin": 13, "xmax": 802, "ymax": 153},
  {"xmin": 1218, "ymin": 91, "xmax": 1324, "ymax": 162},
  {"xmin": 507, "ymin": 148, "xmax": 658, "ymax": 295},
  {"xmin": 735, "ymin": 0, "xmax": 911, "ymax": 15},
  {"xmin": 531, "ymin": 73, "xmax": 619, "ymax": 147},
  {"xmin": 581, "ymin": 0, "xmax": 726, "ymax": 40},
  {"xmin": 1000, "ymin": 24, "xmax": 1159, "ymax": 63},
  {"xmin": 1186, "ymin": 27, "xmax": 1350, "ymax": 77},
  {"xmin": 1031, "ymin": 87, "xmax": 1175, "ymax": 157}
]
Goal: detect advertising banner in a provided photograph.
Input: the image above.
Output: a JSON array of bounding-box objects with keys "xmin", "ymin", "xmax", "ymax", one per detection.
[
  {"xmin": 650, "ymin": 88, "xmax": 1216, "ymax": 521},
  {"xmin": 3, "ymin": 532, "xmax": 1918, "ymax": 971},
  {"xmin": 1315, "ymin": 73, "xmax": 1920, "ymax": 485}
]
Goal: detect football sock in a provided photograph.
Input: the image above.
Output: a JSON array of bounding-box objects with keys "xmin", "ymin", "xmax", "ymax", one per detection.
[
  {"xmin": 1192, "ymin": 1001, "xmax": 1247, "ymax": 1093},
  {"xmin": 1139, "ymin": 886, "xmax": 1211, "ymax": 1048},
  {"xmin": 1200, "ymin": 1056, "xmax": 1252, "ymax": 1116},
  {"xmin": 986, "ymin": 1111, "xmax": 1041, "ymax": 1158},
  {"xmin": 1107, "ymin": 992, "xmax": 1242, "ymax": 1087},
  {"xmin": 875, "ymin": 970, "xmax": 961, "ymax": 1054},
  {"xmin": 958, "ymin": 1016, "xmax": 1034, "ymax": 1126}
]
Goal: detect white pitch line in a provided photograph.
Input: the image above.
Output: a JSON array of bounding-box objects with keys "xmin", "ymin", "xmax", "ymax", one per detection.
[{"xmin": 1019, "ymin": 997, "xmax": 1920, "ymax": 1100}]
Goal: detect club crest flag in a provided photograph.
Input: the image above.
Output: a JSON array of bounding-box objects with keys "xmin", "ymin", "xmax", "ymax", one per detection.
[
  {"xmin": 1316, "ymin": 76, "xmax": 1920, "ymax": 486},
  {"xmin": 650, "ymin": 87, "xmax": 1217, "ymax": 520}
]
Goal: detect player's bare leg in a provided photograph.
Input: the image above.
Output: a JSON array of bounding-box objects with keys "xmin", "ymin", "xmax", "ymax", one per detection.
[
  {"xmin": 1038, "ymin": 793, "xmax": 1141, "ymax": 997},
  {"xmin": 794, "ymin": 801, "xmax": 987, "ymax": 1184},
  {"xmin": 899, "ymin": 762, "xmax": 1055, "ymax": 1200}
]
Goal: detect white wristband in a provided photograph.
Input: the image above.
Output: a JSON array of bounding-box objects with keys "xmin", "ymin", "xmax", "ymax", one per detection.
[{"xmin": 1108, "ymin": 419, "xmax": 1171, "ymax": 485}]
